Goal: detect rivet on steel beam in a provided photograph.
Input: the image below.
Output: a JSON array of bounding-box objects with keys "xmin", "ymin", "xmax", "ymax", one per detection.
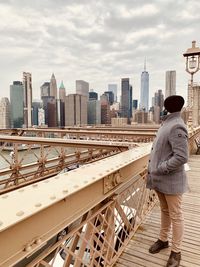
[
  {"xmin": 24, "ymin": 244, "xmax": 32, "ymax": 252},
  {"xmin": 63, "ymin": 189, "xmax": 68, "ymax": 194},
  {"xmin": 18, "ymin": 189, "xmax": 24, "ymax": 193},
  {"xmin": 16, "ymin": 211, "xmax": 24, "ymax": 216},
  {"xmin": 44, "ymin": 180, "xmax": 49, "ymax": 183},
  {"xmin": 92, "ymin": 177, "xmax": 96, "ymax": 180},
  {"xmin": 50, "ymin": 196, "xmax": 56, "ymax": 200},
  {"xmin": 32, "ymin": 184, "xmax": 38, "ymax": 188},
  {"xmin": 55, "ymin": 176, "xmax": 60, "ymax": 179},
  {"xmin": 35, "ymin": 203, "xmax": 42, "ymax": 208},
  {"xmin": 0, "ymin": 221, "xmax": 3, "ymax": 226},
  {"xmin": 74, "ymin": 185, "xmax": 79, "ymax": 188},
  {"xmin": 84, "ymin": 180, "xmax": 88, "ymax": 184},
  {"xmin": 35, "ymin": 238, "xmax": 42, "ymax": 245},
  {"xmin": 2, "ymin": 194, "xmax": 8, "ymax": 199}
]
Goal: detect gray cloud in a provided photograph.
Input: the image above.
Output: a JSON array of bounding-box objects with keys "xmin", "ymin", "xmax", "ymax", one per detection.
[{"xmin": 0, "ymin": 0, "xmax": 199, "ymax": 102}]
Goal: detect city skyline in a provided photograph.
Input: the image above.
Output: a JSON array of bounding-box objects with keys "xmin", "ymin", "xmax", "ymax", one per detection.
[{"xmin": 0, "ymin": 0, "xmax": 200, "ymax": 102}]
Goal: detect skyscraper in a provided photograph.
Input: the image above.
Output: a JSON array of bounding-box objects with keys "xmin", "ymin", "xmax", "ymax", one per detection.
[
  {"xmin": 165, "ymin": 70, "xmax": 176, "ymax": 97},
  {"xmin": 121, "ymin": 78, "xmax": 132, "ymax": 122},
  {"xmin": 89, "ymin": 91, "xmax": 98, "ymax": 100},
  {"xmin": 23, "ymin": 72, "xmax": 32, "ymax": 127},
  {"xmin": 104, "ymin": 91, "xmax": 114, "ymax": 105},
  {"xmin": 153, "ymin": 89, "xmax": 164, "ymax": 124},
  {"xmin": 88, "ymin": 100, "xmax": 101, "ymax": 125},
  {"xmin": 10, "ymin": 81, "xmax": 24, "ymax": 128},
  {"xmin": 133, "ymin": 99, "xmax": 138, "ymax": 110},
  {"xmin": 76, "ymin": 80, "xmax": 89, "ymax": 99},
  {"xmin": 108, "ymin": 84, "xmax": 117, "ymax": 102},
  {"xmin": 58, "ymin": 81, "xmax": 66, "ymax": 127},
  {"xmin": 65, "ymin": 94, "xmax": 87, "ymax": 126},
  {"xmin": 153, "ymin": 89, "xmax": 164, "ymax": 110},
  {"xmin": 140, "ymin": 61, "xmax": 149, "ymax": 112},
  {"xmin": 41, "ymin": 82, "xmax": 50, "ymax": 98},
  {"xmin": 129, "ymin": 85, "xmax": 133, "ymax": 118},
  {"xmin": 100, "ymin": 93, "xmax": 111, "ymax": 125},
  {"xmin": 32, "ymin": 100, "xmax": 42, "ymax": 126},
  {"xmin": 59, "ymin": 81, "xmax": 66, "ymax": 101},
  {"xmin": 47, "ymin": 98, "xmax": 57, "ymax": 127},
  {"xmin": 57, "ymin": 99, "xmax": 65, "ymax": 127},
  {"xmin": 50, "ymin": 73, "xmax": 57, "ymax": 99},
  {"xmin": 0, "ymin": 97, "xmax": 11, "ymax": 128}
]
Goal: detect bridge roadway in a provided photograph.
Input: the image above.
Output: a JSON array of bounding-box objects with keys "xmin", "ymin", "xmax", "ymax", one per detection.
[{"xmin": 115, "ymin": 155, "xmax": 200, "ymax": 267}]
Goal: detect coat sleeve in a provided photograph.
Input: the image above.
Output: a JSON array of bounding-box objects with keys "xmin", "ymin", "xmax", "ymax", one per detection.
[{"xmin": 158, "ymin": 124, "xmax": 188, "ymax": 174}]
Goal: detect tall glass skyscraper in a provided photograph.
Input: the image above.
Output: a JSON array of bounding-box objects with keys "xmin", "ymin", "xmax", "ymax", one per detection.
[
  {"xmin": 108, "ymin": 84, "xmax": 117, "ymax": 102},
  {"xmin": 121, "ymin": 78, "xmax": 132, "ymax": 122},
  {"xmin": 165, "ymin": 70, "xmax": 176, "ymax": 98},
  {"xmin": 140, "ymin": 62, "xmax": 149, "ymax": 112},
  {"xmin": 10, "ymin": 81, "xmax": 24, "ymax": 128}
]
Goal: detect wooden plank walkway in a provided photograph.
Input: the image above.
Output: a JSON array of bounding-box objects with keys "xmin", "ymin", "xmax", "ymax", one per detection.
[{"xmin": 115, "ymin": 155, "xmax": 200, "ymax": 267}]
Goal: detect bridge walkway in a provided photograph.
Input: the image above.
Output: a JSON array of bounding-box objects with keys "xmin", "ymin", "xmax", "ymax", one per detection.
[{"xmin": 115, "ymin": 155, "xmax": 200, "ymax": 267}]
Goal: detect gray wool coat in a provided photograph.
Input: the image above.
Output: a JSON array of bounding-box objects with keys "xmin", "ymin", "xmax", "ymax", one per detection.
[{"xmin": 146, "ymin": 112, "xmax": 189, "ymax": 194}]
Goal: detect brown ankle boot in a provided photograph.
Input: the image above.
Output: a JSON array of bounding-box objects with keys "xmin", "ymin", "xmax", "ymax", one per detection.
[
  {"xmin": 149, "ymin": 239, "xmax": 169, "ymax": 254},
  {"xmin": 166, "ymin": 251, "xmax": 181, "ymax": 267}
]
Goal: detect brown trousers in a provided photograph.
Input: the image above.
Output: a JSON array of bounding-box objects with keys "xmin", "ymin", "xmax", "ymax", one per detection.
[{"xmin": 156, "ymin": 191, "xmax": 184, "ymax": 253}]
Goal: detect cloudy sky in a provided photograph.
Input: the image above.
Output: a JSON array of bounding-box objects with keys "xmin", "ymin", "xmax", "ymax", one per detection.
[{"xmin": 0, "ymin": 0, "xmax": 199, "ymax": 103}]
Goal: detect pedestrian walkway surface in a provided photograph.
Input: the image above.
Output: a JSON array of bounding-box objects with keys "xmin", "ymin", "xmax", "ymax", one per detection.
[{"xmin": 115, "ymin": 155, "xmax": 200, "ymax": 267}]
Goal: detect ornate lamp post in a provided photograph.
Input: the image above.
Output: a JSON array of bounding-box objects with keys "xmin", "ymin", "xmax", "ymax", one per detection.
[{"xmin": 183, "ymin": 41, "xmax": 200, "ymax": 126}]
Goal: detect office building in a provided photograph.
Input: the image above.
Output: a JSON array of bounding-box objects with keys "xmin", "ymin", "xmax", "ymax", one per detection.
[
  {"xmin": 121, "ymin": 78, "xmax": 132, "ymax": 122},
  {"xmin": 87, "ymin": 100, "xmax": 101, "ymax": 125},
  {"xmin": 111, "ymin": 117, "xmax": 127, "ymax": 126},
  {"xmin": 108, "ymin": 84, "xmax": 117, "ymax": 102},
  {"xmin": 89, "ymin": 91, "xmax": 98, "ymax": 100},
  {"xmin": 23, "ymin": 72, "xmax": 32, "ymax": 127},
  {"xmin": 41, "ymin": 82, "xmax": 50, "ymax": 98},
  {"xmin": 104, "ymin": 91, "xmax": 114, "ymax": 105},
  {"xmin": 140, "ymin": 63, "xmax": 149, "ymax": 111},
  {"xmin": 59, "ymin": 81, "xmax": 66, "ymax": 101},
  {"xmin": 65, "ymin": 94, "xmax": 87, "ymax": 126},
  {"xmin": 0, "ymin": 97, "xmax": 11, "ymax": 128},
  {"xmin": 57, "ymin": 99, "xmax": 65, "ymax": 127},
  {"xmin": 42, "ymin": 96, "xmax": 55, "ymax": 127},
  {"xmin": 32, "ymin": 100, "xmax": 42, "ymax": 126},
  {"xmin": 50, "ymin": 73, "xmax": 57, "ymax": 99},
  {"xmin": 153, "ymin": 89, "xmax": 164, "ymax": 111},
  {"xmin": 76, "ymin": 80, "xmax": 89, "ymax": 99},
  {"xmin": 129, "ymin": 85, "xmax": 133, "ymax": 117},
  {"xmin": 165, "ymin": 70, "xmax": 176, "ymax": 97},
  {"xmin": 133, "ymin": 99, "xmax": 138, "ymax": 110},
  {"xmin": 152, "ymin": 89, "xmax": 164, "ymax": 124},
  {"xmin": 47, "ymin": 98, "xmax": 57, "ymax": 127},
  {"xmin": 100, "ymin": 94, "xmax": 111, "ymax": 124},
  {"xmin": 134, "ymin": 110, "xmax": 148, "ymax": 124},
  {"xmin": 10, "ymin": 81, "xmax": 24, "ymax": 128}
]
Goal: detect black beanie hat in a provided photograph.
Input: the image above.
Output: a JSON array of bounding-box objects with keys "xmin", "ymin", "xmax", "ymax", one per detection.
[{"xmin": 164, "ymin": 95, "xmax": 185, "ymax": 113}]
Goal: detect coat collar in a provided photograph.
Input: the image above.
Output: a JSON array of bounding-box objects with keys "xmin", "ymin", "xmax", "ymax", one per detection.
[{"xmin": 161, "ymin": 112, "xmax": 181, "ymax": 124}]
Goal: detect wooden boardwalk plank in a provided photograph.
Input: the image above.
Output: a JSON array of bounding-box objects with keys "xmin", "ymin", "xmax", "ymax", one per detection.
[{"xmin": 115, "ymin": 155, "xmax": 200, "ymax": 267}]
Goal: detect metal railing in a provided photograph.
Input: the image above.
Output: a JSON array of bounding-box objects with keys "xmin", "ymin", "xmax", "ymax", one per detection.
[
  {"xmin": 0, "ymin": 136, "xmax": 132, "ymax": 193},
  {"xmin": 28, "ymin": 170, "xmax": 156, "ymax": 267},
  {"xmin": 0, "ymin": 127, "xmax": 199, "ymax": 267}
]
